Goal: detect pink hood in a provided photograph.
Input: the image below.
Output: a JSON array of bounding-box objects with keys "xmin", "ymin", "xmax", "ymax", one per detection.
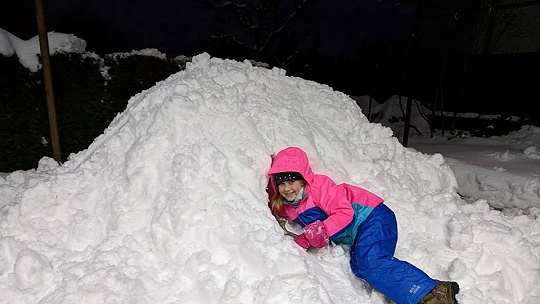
[{"xmin": 268, "ymin": 147, "xmax": 314, "ymax": 186}]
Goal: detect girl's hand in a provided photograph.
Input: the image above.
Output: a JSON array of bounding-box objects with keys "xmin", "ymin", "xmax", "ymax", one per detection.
[
  {"xmin": 294, "ymin": 234, "xmax": 311, "ymax": 249},
  {"xmin": 303, "ymin": 220, "xmax": 329, "ymax": 248}
]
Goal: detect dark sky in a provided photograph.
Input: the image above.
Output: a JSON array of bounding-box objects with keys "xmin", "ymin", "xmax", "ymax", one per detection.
[
  {"xmin": 1, "ymin": 0, "xmax": 219, "ymax": 56},
  {"xmin": 1, "ymin": 0, "xmax": 487, "ymax": 101},
  {"xmin": 0, "ymin": 0, "xmax": 477, "ymax": 62}
]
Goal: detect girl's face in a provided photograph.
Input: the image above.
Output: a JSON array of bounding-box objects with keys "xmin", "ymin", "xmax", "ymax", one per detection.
[{"xmin": 278, "ymin": 180, "xmax": 305, "ymax": 201}]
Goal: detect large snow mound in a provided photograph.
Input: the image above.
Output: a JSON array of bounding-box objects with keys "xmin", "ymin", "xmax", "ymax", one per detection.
[{"xmin": 2, "ymin": 53, "xmax": 531, "ymax": 303}]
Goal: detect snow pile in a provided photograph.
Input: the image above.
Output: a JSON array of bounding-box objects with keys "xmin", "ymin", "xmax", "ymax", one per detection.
[{"xmin": 1, "ymin": 53, "xmax": 537, "ymax": 303}]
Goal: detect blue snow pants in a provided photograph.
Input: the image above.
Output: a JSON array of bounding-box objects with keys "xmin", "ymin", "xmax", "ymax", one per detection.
[{"xmin": 349, "ymin": 203, "xmax": 437, "ymax": 304}]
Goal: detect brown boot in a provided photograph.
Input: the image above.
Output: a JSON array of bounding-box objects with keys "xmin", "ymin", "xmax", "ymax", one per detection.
[{"xmin": 419, "ymin": 280, "xmax": 460, "ymax": 304}]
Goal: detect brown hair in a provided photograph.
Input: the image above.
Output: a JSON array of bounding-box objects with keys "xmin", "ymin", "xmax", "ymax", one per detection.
[{"xmin": 270, "ymin": 192, "xmax": 283, "ymax": 213}]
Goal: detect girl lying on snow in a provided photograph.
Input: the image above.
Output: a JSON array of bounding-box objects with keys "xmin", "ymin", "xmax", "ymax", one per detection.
[{"xmin": 267, "ymin": 147, "xmax": 460, "ymax": 304}]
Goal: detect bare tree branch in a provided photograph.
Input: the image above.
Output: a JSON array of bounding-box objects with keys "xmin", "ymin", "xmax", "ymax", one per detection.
[{"xmin": 210, "ymin": 0, "xmax": 313, "ymax": 54}]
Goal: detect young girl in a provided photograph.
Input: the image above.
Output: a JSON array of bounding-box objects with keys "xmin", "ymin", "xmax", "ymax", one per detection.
[{"xmin": 267, "ymin": 147, "xmax": 459, "ymax": 304}]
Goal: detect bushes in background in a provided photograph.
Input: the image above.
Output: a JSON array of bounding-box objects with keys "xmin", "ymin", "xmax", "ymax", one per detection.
[
  {"xmin": 0, "ymin": 53, "xmax": 184, "ymax": 172},
  {"xmin": 2, "ymin": 52, "xmax": 536, "ymax": 172},
  {"xmin": 0, "ymin": 55, "xmax": 50, "ymax": 171}
]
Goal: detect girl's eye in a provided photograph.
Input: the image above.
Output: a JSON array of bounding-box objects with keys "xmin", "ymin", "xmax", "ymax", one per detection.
[{"xmin": 279, "ymin": 181, "xmax": 293, "ymax": 187}]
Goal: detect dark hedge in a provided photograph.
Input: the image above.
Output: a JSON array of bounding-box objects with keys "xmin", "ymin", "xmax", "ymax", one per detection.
[
  {"xmin": 1, "ymin": 52, "xmax": 535, "ymax": 172},
  {"xmin": 0, "ymin": 53, "xmax": 184, "ymax": 172}
]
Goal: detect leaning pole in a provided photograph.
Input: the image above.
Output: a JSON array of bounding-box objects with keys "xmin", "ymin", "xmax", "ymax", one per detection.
[{"xmin": 34, "ymin": 0, "xmax": 62, "ymax": 162}]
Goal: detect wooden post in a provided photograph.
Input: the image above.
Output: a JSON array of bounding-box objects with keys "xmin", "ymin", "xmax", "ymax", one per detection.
[
  {"xmin": 34, "ymin": 0, "xmax": 62, "ymax": 162},
  {"xmin": 403, "ymin": 97, "xmax": 413, "ymax": 147}
]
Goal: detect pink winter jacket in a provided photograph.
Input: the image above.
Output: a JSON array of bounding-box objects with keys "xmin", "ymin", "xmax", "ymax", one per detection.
[{"xmin": 268, "ymin": 147, "xmax": 383, "ymax": 245}]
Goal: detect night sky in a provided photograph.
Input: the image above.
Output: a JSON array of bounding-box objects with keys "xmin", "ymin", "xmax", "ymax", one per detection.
[{"xmin": 0, "ymin": 1, "xmax": 476, "ymax": 60}]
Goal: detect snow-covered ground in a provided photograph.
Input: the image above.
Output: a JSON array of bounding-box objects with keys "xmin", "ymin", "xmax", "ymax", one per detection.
[{"xmin": 355, "ymin": 95, "xmax": 540, "ymax": 211}]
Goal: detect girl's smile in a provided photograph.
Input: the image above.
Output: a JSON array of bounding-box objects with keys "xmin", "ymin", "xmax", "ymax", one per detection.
[{"xmin": 278, "ymin": 180, "xmax": 304, "ymax": 201}]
